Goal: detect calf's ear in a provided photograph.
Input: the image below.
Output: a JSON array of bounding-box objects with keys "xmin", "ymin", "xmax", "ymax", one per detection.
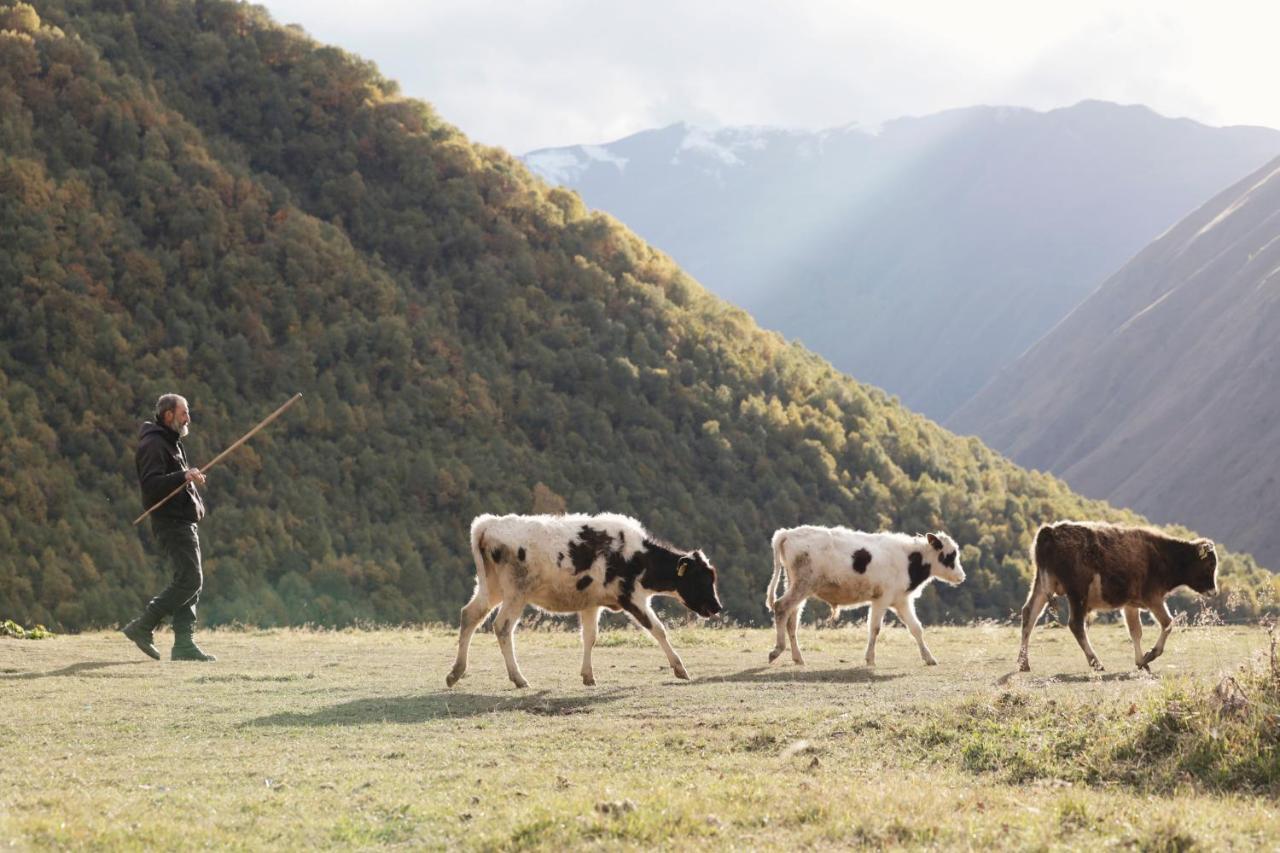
[
  {"xmin": 1197, "ymin": 540, "xmax": 1215, "ymax": 559},
  {"xmin": 927, "ymin": 532, "xmax": 943, "ymax": 550}
]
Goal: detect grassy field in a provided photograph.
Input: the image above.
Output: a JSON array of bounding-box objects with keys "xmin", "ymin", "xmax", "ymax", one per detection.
[{"xmin": 2, "ymin": 619, "xmax": 1277, "ymax": 850}]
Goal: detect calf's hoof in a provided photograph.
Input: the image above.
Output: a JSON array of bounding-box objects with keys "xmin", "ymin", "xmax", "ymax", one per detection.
[
  {"xmin": 445, "ymin": 669, "xmax": 464, "ymax": 688},
  {"xmin": 511, "ymin": 678, "xmax": 530, "ymax": 689},
  {"xmin": 673, "ymin": 668, "xmax": 690, "ymax": 681},
  {"xmin": 924, "ymin": 658, "xmax": 939, "ymax": 667},
  {"xmin": 582, "ymin": 674, "xmax": 596, "ymax": 686},
  {"xmin": 1137, "ymin": 662, "xmax": 1151, "ymax": 673},
  {"xmin": 1089, "ymin": 659, "xmax": 1105, "ymax": 672},
  {"xmin": 1018, "ymin": 660, "xmax": 1031, "ymax": 673},
  {"xmin": 768, "ymin": 648, "xmax": 785, "ymax": 663}
]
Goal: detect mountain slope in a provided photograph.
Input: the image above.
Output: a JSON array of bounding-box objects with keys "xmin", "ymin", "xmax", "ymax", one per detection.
[
  {"xmin": 1, "ymin": 0, "xmax": 1273, "ymax": 630},
  {"xmin": 950, "ymin": 155, "xmax": 1280, "ymax": 567},
  {"xmin": 525, "ymin": 106, "xmax": 1280, "ymax": 420}
]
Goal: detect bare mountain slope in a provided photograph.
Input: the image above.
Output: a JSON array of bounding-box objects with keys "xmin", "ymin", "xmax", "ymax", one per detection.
[
  {"xmin": 525, "ymin": 103, "xmax": 1280, "ymax": 420},
  {"xmin": 950, "ymin": 156, "xmax": 1280, "ymax": 564}
]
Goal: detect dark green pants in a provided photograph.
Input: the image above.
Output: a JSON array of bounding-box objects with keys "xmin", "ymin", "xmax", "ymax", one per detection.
[{"xmin": 145, "ymin": 521, "xmax": 203, "ymax": 630}]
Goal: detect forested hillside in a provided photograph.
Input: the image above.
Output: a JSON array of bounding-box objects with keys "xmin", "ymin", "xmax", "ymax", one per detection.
[{"xmin": 1, "ymin": 0, "xmax": 1274, "ymax": 631}]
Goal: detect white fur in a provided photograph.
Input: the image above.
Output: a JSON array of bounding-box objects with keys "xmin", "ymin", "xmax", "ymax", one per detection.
[
  {"xmin": 766, "ymin": 526, "xmax": 965, "ymax": 667},
  {"xmin": 448, "ymin": 513, "xmax": 695, "ymax": 689},
  {"xmin": 469, "ymin": 513, "xmax": 646, "ymax": 613}
]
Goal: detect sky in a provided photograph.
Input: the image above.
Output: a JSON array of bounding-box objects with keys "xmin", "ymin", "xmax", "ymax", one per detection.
[{"xmin": 254, "ymin": 0, "xmax": 1278, "ymax": 154}]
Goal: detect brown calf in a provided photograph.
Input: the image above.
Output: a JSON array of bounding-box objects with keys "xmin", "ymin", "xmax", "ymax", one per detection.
[{"xmin": 1018, "ymin": 521, "xmax": 1217, "ymax": 672}]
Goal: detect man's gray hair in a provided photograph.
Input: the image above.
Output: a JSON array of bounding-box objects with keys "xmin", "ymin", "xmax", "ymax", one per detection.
[{"xmin": 154, "ymin": 393, "xmax": 187, "ymax": 425}]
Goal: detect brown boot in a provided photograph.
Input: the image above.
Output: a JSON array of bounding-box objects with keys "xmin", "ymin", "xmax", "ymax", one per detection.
[
  {"xmin": 122, "ymin": 609, "xmax": 162, "ymax": 660},
  {"xmin": 171, "ymin": 629, "xmax": 216, "ymax": 662}
]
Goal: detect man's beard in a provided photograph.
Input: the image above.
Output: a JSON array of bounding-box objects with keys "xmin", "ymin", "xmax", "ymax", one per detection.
[{"xmin": 178, "ymin": 423, "xmax": 189, "ymax": 438}]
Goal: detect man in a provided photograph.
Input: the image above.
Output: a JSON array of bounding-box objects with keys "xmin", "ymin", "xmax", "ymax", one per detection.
[{"xmin": 122, "ymin": 393, "xmax": 217, "ymax": 662}]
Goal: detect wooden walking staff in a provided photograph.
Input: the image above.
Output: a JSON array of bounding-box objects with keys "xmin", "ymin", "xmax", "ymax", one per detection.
[{"xmin": 132, "ymin": 393, "xmax": 303, "ymax": 526}]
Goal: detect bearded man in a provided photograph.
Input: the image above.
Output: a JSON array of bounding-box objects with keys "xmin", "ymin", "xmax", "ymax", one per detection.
[{"xmin": 122, "ymin": 393, "xmax": 216, "ymax": 662}]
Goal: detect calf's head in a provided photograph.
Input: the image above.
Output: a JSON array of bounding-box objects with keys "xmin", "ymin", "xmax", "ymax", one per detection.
[
  {"xmin": 675, "ymin": 550, "xmax": 723, "ymax": 618},
  {"xmin": 926, "ymin": 532, "xmax": 965, "ymax": 585},
  {"xmin": 1187, "ymin": 538, "xmax": 1218, "ymax": 594}
]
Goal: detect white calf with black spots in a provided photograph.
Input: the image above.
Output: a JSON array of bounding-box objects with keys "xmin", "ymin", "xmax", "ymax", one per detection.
[
  {"xmin": 447, "ymin": 513, "xmax": 723, "ymax": 689},
  {"xmin": 766, "ymin": 527, "xmax": 966, "ymax": 667}
]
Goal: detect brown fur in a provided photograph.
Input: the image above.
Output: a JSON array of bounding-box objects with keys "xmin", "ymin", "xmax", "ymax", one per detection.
[{"xmin": 1018, "ymin": 521, "xmax": 1217, "ymax": 672}]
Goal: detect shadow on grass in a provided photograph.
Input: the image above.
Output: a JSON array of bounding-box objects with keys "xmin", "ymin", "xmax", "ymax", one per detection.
[
  {"xmin": 0, "ymin": 660, "xmax": 152, "ymax": 680},
  {"xmin": 1047, "ymin": 670, "xmax": 1151, "ymax": 683},
  {"xmin": 700, "ymin": 665, "xmax": 904, "ymax": 685},
  {"xmin": 996, "ymin": 668, "xmax": 1149, "ymax": 685},
  {"xmin": 245, "ymin": 686, "xmax": 635, "ymax": 727}
]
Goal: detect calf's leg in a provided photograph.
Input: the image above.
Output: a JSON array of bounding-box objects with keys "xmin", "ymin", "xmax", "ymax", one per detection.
[
  {"xmin": 493, "ymin": 599, "xmax": 530, "ymax": 688},
  {"xmin": 864, "ymin": 600, "xmax": 888, "ymax": 666},
  {"xmin": 1124, "ymin": 606, "xmax": 1148, "ymax": 670},
  {"xmin": 1066, "ymin": 596, "xmax": 1103, "ymax": 671},
  {"xmin": 447, "ymin": 584, "xmax": 498, "ymax": 687},
  {"xmin": 623, "ymin": 599, "xmax": 689, "ymax": 680},
  {"xmin": 1140, "ymin": 599, "xmax": 1175, "ymax": 667},
  {"xmin": 770, "ymin": 581, "xmax": 809, "ymax": 665},
  {"xmin": 579, "ymin": 606, "xmax": 601, "ymax": 686},
  {"xmin": 1017, "ymin": 582, "xmax": 1051, "ymax": 672},
  {"xmin": 786, "ymin": 601, "xmax": 806, "ymax": 665},
  {"xmin": 899, "ymin": 599, "xmax": 938, "ymax": 666}
]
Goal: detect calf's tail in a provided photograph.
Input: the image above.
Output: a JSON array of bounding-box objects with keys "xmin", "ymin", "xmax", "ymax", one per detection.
[
  {"xmin": 469, "ymin": 514, "xmax": 494, "ymax": 604},
  {"xmin": 1028, "ymin": 523, "xmax": 1056, "ymax": 596},
  {"xmin": 766, "ymin": 531, "xmax": 787, "ymax": 611}
]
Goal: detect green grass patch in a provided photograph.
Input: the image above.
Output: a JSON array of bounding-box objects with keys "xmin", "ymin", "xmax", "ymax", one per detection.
[
  {"xmin": 3, "ymin": 623, "xmax": 1279, "ymax": 849},
  {"xmin": 903, "ymin": 630, "xmax": 1280, "ymax": 795}
]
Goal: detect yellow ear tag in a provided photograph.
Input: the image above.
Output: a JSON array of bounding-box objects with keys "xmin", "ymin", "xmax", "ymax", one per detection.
[{"xmin": 677, "ymin": 560, "xmax": 687, "ymax": 577}]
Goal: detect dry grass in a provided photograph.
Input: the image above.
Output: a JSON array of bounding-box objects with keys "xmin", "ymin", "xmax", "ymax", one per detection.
[{"xmin": 2, "ymin": 620, "xmax": 1278, "ymax": 850}]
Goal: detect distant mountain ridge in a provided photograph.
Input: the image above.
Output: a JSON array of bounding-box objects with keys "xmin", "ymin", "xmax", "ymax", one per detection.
[
  {"xmin": 524, "ymin": 103, "xmax": 1280, "ymax": 420},
  {"xmin": 950, "ymin": 155, "xmax": 1280, "ymax": 567}
]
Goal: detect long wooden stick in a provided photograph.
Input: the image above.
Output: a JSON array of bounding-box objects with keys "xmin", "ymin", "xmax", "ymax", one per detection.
[{"xmin": 133, "ymin": 393, "xmax": 303, "ymax": 526}]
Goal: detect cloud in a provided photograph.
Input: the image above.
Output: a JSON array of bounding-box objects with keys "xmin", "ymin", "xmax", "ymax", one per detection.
[{"xmin": 255, "ymin": 0, "xmax": 1280, "ymax": 153}]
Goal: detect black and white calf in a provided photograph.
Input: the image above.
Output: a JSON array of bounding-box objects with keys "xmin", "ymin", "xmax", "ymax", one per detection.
[
  {"xmin": 766, "ymin": 526, "xmax": 966, "ymax": 666},
  {"xmin": 447, "ymin": 513, "xmax": 723, "ymax": 688}
]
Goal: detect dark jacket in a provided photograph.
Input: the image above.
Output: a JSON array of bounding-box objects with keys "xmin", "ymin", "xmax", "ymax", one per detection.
[{"xmin": 136, "ymin": 422, "xmax": 205, "ymax": 524}]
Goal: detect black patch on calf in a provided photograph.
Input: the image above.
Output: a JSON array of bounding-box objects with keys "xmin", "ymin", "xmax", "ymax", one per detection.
[
  {"xmin": 490, "ymin": 546, "xmax": 506, "ymax": 563},
  {"xmin": 612, "ymin": 567, "xmax": 639, "ymax": 618},
  {"xmin": 907, "ymin": 552, "xmax": 931, "ymax": 591},
  {"xmin": 852, "ymin": 548, "xmax": 872, "ymax": 574},
  {"xmin": 569, "ymin": 526, "xmax": 613, "ymax": 574},
  {"xmin": 517, "ymin": 547, "xmax": 526, "ymax": 562},
  {"xmin": 576, "ymin": 576, "xmax": 593, "ymax": 591},
  {"xmin": 606, "ymin": 549, "xmax": 637, "ymax": 586},
  {"xmin": 939, "ymin": 550, "xmax": 956, "ymax": 569},
  {"xmin": 593, "ymin": 536, "xmax": 649, "ymax": 617}
]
